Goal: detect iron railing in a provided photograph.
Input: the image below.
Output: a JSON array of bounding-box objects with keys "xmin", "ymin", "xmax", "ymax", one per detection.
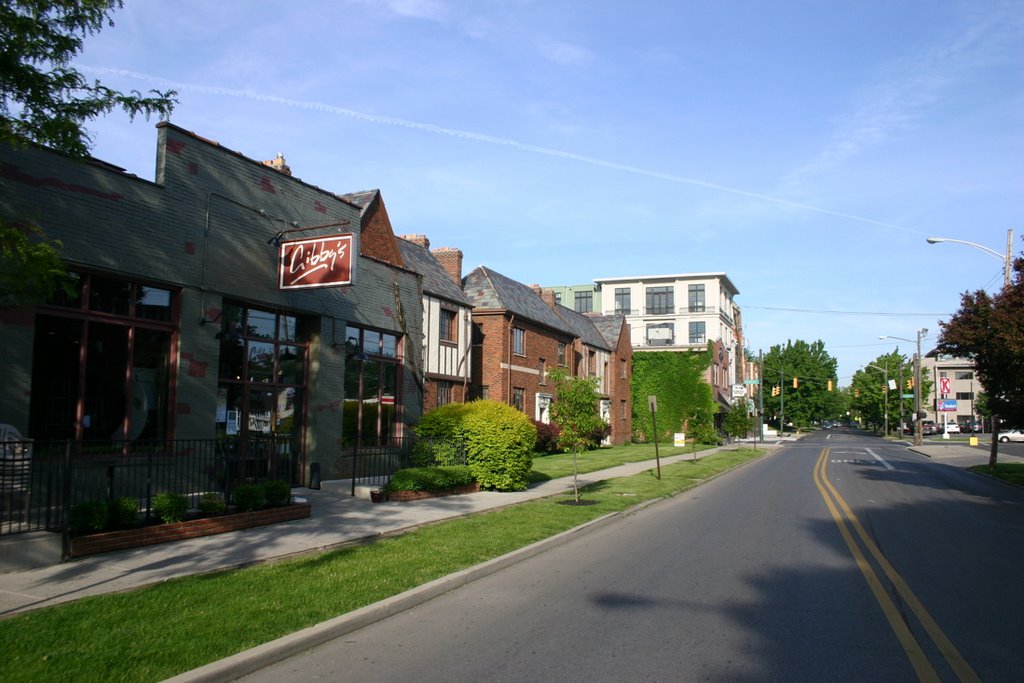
[
  {"xmin": 0, "ymin": 437, "xmax": 295, "ymax": 536},
  {"xmin": 339, "ymin": 436, "xmax": 467, "ymax": 495}
]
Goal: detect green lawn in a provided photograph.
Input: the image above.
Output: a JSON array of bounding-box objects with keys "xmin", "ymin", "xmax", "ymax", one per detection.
[
  {"xmin": 0, "ymin": 447, "xmax": 762, "ymax": 683},
  {"xmin": 529, "ymin": 440, "xmax": 717, "ymax": 481},
  {"xmin": 969, "ymin": 461, "xmax": 1024, "ymax": 486}
]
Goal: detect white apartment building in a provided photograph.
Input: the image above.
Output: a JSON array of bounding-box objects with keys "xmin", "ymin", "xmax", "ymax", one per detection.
[
  {"xmin": 920, "ymin": 351, "xmax": 983, "ymax": 431},
  {"xmin": 593, "ymin": 272, "xmax": 743, "ymax": 406}
]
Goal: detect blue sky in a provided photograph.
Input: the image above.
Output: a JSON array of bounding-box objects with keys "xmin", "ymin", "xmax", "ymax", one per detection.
[{"xmin": 75, "ymin": 0, "xmax": 1023, "ymax": 383}]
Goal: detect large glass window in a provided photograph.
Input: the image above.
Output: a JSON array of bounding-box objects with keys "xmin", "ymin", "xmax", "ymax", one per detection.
[
  {"xmin": 29, "ymin": 272, "xmax": 176, "ymax": 444},
  {"xmin": 688, "ymin": 284, "xmax": 706, "ymax": 312},
  {"xmin": 513, "ymin": 327, "xmax": 525, "ymax": 355},
  {"xmin": 614, "ymin": 288, "xmax": 631, "ymax": 315},
  {"xmin": 646, "ymin": 286, "xmax": 674, "ymax": 315},
  {"xmin": 342, "ymin": 324, "xmax": 402, "ymax": 446},
  {"xmin": 689, "ymin": 321, "xmax": 706, "ymax": 344},
  {"xmin": 574, "ymin": 290, "xmax": 593, "ymax": 313},
  {"xmin": 216, "ymin": 304, "xmax": 307, "ymax": 456}
]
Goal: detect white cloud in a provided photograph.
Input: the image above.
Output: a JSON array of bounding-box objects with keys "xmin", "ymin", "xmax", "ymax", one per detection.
[{"xmin": 536, "ymin": 39, "xmax": 595, "ymax": 67}]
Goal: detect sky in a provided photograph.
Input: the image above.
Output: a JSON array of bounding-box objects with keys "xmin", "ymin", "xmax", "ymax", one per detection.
[{"xmin": 73, "ymin": 0, "xmax": 1023, "ymax": 384}]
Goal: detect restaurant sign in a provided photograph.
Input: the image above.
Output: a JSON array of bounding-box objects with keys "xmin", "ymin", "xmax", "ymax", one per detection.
[{"xmin": 278, "ymin": 233, "xmax": 354, "ymax": 290}]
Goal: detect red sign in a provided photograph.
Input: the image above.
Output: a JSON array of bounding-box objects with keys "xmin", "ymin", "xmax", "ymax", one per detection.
[
  {"xmin": 278, "ymin": 234, "xmax": 354, "ymax": 290},
  {"xmin": 940, "ymin": 377, "xmax": 951, "ymax": 395}
]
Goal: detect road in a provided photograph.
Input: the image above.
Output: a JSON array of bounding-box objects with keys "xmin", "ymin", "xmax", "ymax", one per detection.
[{"xmin": 239, "ymin": 431, "xmax": 1024, "ymax": 682}]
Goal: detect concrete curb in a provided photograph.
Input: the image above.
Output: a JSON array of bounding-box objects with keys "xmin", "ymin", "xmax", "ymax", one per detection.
[{"xmin": 162, "ymin": 510, "xmax": 625, "ymax": 683}]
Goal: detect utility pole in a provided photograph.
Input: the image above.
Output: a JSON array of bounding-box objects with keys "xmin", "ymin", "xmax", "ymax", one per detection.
[{"xmin": 758, "ymin": 349, "xmax": 764, "ymax": 445}]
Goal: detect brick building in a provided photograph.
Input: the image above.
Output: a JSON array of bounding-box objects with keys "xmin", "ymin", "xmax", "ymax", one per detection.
[{"xmin": 0, "ymin": 123, "xmax": 422, "ymax": 485}]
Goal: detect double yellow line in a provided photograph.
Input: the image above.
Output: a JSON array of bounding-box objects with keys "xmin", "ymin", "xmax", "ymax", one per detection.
[{"xmin": 813, "ymin": 448, "xmax": 979, "ymax": 683}]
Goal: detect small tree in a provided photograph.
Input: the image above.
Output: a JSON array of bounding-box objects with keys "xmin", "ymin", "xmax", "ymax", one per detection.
[
  {"xmin": 0, "ymin": 219, "xmax": 73, "ymax": 307},
  {"xmin": 548, "ymin": 368, "xmax": 606, "ymax": 503},
  {"xmin": 722, "ymin": 407, "xmax": 754, "ymax": 444}
]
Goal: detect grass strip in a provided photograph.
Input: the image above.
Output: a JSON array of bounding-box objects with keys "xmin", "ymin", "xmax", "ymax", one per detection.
[
  {"xmin": 0, "ymin": 448, "xmax": 761, "ymax": 683},
  {"xmin": 969, "ymin": 462, "xmax": 1024, "ymax": 486},
  {"xmin": 530, "ymin": 441, "xmax": 716, "ymax": 481}
]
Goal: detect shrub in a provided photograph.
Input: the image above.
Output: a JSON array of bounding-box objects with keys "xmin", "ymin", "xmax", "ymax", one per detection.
[
  {"xmin": 416, "ymin": 400, "xmax": 535, "ymax": 491},
  {"xmin": 261, "ymin": 479, "xmax": 291, "ymax": 506},
  {"xmin": 233, "ymin": 483, "xmax": 266, "ymax": 512},
  {"xmin": 386, "ymin": 465, "xmax": 475, "ymax": 493},
  {"xmin": 463, "ymin": 400, "xmax": 536, "ymax": 491},
  {"xmin": 410, "ymin": 437, "xmax": 466, "ymax": 467},
  {"xmin": 70, "ymin": 500, "xmax": 109, "ymax": 535},
  {"xmin": 533, "ymin": 420, "xmax": 562, "ymax": 454},
  {"xmin": 152, "ymin": 492, "xmax": 188, "ymax": 524},
  {"xmin": 107, "ymin": 497, "xmax": 139, "ymax": 530},
  {"xmin": 198, "ymin": 492, "xmax": 226, "ymax": 515}
]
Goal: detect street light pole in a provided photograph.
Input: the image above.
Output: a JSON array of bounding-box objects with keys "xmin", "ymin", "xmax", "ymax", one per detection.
[
  {"xmin": 880, "ymin": 329, "xmax": 928, "ymax": 446},
  {"xmin": 866, "ymin": 364, "xmax": 888, "ymax": 436},
  {"xmin": 926, "ymin": 228, "xmax": 1014, "ymax": 289}
]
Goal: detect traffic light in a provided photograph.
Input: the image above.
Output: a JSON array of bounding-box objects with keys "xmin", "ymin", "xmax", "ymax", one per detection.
[
  {"xmin": 827, "ymin": 380, "xmax": 833, "ymax": 392},
  {"xmin": 771, "ymin": 385, "xmax": 780, "ymax": 397},
  {"xmin": 906, "ymin": 378, "xmax": 914, "ymax": 389},
  {"xmin": 854, "ymin": 388, "xmax": 860, "ymax": 397},
  {"xmin": 792, "ymin": 377, "xmax": 799, "ymax": 389}
]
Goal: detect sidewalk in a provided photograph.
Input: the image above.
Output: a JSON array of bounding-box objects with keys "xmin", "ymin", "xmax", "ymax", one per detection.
[{"xmin": 0, "ymin": 444, "xmax": 770, "ymax": 619}]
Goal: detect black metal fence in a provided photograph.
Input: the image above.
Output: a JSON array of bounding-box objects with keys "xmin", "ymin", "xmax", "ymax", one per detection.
[
  {"xmin": 0, "ymin": 437, "xmax": 295, "ymax": 536},
  {"xmin": 339, "ymin": 436, "xmax": 468, "ymax": 495}
]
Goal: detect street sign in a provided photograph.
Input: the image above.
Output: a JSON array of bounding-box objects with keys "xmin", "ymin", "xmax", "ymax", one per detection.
[
  {"xmin": 902, "ymin": 393, "xmax": 914, "ymax": 399},
  {"xmin": 647, "ymin": 395, "xmax": 658, "ymax": 412},
  {"xmin": 744, "ymin": 379, "xmax": 761, "ymax": 384}
]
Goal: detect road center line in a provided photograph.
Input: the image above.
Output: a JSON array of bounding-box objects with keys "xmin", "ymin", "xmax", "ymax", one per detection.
[{"xmin": 813, "ymin": 448, "xmax": 980, "ymax": 683}]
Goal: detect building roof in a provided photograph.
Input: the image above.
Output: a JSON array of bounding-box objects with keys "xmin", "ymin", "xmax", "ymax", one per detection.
[
  {"xmin": 594, "ymin": 272, "xmax": 740, "ymax": 296},
  {"xmin": 587, "ymin": 314, "xmax": 628, "ymax": 350},
  {"xmin": 463, "ymin": 266, "xmax": 575, "ymax": 335},
  {"xmin": 396, "ymin": 238, "xmax": 471, "ymax": 306},
  {"xmin": 554, "ymin": 306, "xmax": 611, "ymax": 351}
]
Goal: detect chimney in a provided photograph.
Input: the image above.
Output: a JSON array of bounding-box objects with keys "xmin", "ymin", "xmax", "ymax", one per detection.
[
  {"xmin": 399, "ymin": 234, "xmax": 431, "ymax": 249},
  {"xmin": 530, "ymin": 285, "xmax": 558, "ymax": 309},
  {"xmin": 262, "ymin": 152, "xmax": 292, "ymax": 176},
  {"xmin": 432, "ymin": 247, "xmax": 463, "ymax": 286}
]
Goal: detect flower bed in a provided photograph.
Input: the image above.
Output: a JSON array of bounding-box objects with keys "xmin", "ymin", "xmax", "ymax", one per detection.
[
  {"xmin": 69, "ymin": 503, "xmax": 312, "ymax": 558},
  {"xmin": 387, "ymin": 483, "xmax": 479, "ymax": 502}
]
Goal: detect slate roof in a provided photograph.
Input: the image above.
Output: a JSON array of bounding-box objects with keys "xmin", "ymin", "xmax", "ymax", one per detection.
[
  {"xmin": 396, "ymin": 238, "xmax": 471, "ymax": 306},
  {"xmin": 337, "ymin": 189, "xmax": 378, "ymax": 212},
  {"xmin": 554, "ymin": 306, "xmax": 611, "ymax": 351},
  {"xmin": 587, "ymin": 314, "xmax": 628, "ymax": 350},
  {"xmin": 462, "ymin": 266, "xmax": 575, "ymax": 336}
]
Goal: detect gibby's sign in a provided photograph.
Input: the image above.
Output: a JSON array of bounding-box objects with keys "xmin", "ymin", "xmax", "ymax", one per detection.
[{"xmin": 278, "ymin": 234, "xmax": 354, "ymax": 290}]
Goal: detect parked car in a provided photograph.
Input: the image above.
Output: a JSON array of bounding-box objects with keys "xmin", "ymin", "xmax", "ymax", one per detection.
[
  {"xmin": 997, "ymin": 429, "xmax": 1024, "ymax": 443},
  {"xmin": 921, "ymin": 420, "xmax": 938, "ymax": 436},
  {"xmin": 943, "ymin": 423, "xmax": 961, "ymax": 434}
]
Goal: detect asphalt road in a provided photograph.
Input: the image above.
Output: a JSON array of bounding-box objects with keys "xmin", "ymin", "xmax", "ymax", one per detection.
[{"xmin": 238, "ymin": 431, "xmax": 1024, "ymax": 682}]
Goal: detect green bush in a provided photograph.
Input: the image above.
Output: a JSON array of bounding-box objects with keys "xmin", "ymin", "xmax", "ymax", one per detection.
[
  {"xmin": 152, "ymin": 492, "xmax": 188, "ymax": 524},
  {"xmin": 107, "ymin": 497, "xmax": 139, "ymax": 530},
  {"xmin": 410, "ymin": 438, "xmax": 466, "ymax": 467},
  {"xmin": 233, "ymin": 483, "xmax": 266, "ymax": 512},
  {"xmin": 463, "ymin": 401, "xmax": 535, "ymax": 491},
  {"xmin": 69, "ymin": 500, "xmax": 109, "ymax": 535},
  {"xmin": 261, "ymin": 479, "xmax": 291, "ymax": 506},
  {"xmin": 415, "ymin": 400, "xmax": 535, "ymax": 491},
  {"xmin": 198, "ymin": 492, "xmax": 226, "ymax": 515},
  {"xmin": 386, "ymin": 466, "xmax": 475, "ymax": 493}
]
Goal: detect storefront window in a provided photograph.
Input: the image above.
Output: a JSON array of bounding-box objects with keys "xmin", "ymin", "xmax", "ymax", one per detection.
[
  {"xmin": 215, "ymin": 303, "xmax": 307, "ymax": 451},
  {"xmin": 29, "ymin": 272, "xmax": 176, "ymax": 444},
  {"xmin": 342, "ymin": 324, "xmax": 402, "ymax": 446}
]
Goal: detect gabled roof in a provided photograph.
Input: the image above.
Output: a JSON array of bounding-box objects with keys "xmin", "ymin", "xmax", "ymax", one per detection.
[
  {"xmin": 396, "ymin": 238, "xmax": 472, "ymax": 306},
  {"xmin": 588, "ymin": 314, "xmax": 629, "ymax": 350},
  {"xmin": 554, "ymin": 306, "xmax": 611, "ymax": 351},
  {"xmin": 463, "ymin": 266, "xmax": 575, "ymax": 336}
]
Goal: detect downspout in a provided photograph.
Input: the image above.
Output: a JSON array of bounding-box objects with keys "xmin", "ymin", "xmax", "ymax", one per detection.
[{"xmin": 507, "ymin": 314, "xmax": 516, "ymax": 404}]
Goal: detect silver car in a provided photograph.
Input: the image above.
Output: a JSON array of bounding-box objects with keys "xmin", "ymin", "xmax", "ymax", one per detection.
[{"xmin": 997, "ymin": 429, "xmax": 1024, "ymax": 443}]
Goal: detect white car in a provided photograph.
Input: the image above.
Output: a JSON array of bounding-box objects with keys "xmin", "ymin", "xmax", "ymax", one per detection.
[
  {"xmin": 998, "ymin": 429, "xmax": 1024, "ymax": 443},
  {"xmin": 944, "ymin": 423, "xmax": 961, "ymax": 434}
]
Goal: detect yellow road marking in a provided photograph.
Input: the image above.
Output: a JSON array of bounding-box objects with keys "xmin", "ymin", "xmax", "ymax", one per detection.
[
  {"xmin": 815, "ymin": 449, "xmax": 980, "ymax": 683},
  {"xmin": 813, "ymin": 448, "xmax": 940, "ymax": 682}
]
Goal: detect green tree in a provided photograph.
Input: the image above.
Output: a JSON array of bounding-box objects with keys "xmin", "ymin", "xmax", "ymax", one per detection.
[
  {"xmin": 938, "ymin": 255, "xmax": 1024, "ymax": 467},
  {"xmin": 762, "ymin": 340, "xmax": 840, "ymax": 431},
  {"xmin": 722, "ymin": 407, "xmax": 754, "ymax": 443},
  {"xmin": 1, "ymin": 0, "xmax": 176, "ymax": 157},
  {"xmin": 548, "ymin": 367, "xmax": 606, "ymax": 503},
  {"xmin": 0, "ymin": 219, "xmax": 72, "ymax": 306}
]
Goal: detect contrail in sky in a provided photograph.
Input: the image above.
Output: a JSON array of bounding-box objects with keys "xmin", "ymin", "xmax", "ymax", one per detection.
[{"xmin": 84, "ymin": 66, "xmax": 927, "ymax": 236}]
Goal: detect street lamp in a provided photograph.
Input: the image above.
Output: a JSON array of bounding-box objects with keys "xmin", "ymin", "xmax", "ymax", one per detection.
[
  {"xmin": 926, "ymin": 229, "xmax": 1013, "ymax": 289},
  {"xmin": 866, "ymin": 364, "xmax": 889, "ymax": 436},
  {"xmin": 880, "ymin": 329, "xmax": 928, "ymax": 446}
]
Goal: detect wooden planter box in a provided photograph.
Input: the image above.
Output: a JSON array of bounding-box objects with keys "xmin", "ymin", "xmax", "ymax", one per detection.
[
  {"xmin": 69, "ymin": 503, "xmax": 312, "ymax": 558},
  {"xmin": 387, "ymin": 483, "xmax": 479, "ymax": 502}
]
